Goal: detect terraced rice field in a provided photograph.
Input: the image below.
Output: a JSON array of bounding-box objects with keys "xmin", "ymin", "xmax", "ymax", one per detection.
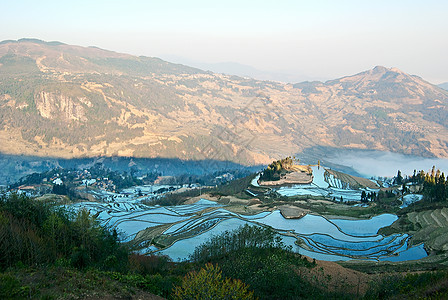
[
  {"xmin": 69, "ymin": 198, "xmax": 427, "ymax": 262},
  {"xmin": 276, "ymin": 166, "xmax": 378, "ymax": 202},
  {"xmin": 325, "ymin": 169, "xmax": 379, "ymax": 189},
  {"xmin": 407, "ymin": 207, "xmax": 448, "ymax": 251}
]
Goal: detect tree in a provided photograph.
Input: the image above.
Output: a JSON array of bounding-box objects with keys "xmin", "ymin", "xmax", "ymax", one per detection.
[
  {"xmin": 435, "ymin": 172, "xmax": 446, "ymax": 202},
  {"xmin": 402, "ymin": 182, "xmax": 407, "ymax": 195},
  {"xmin": 420, "ymin": 167, "xmax": 447, "ymax": 202},
  {"xmin": 188, "ymin": 225, "xmax": 315, "ymax": 299},
  {"xmin": 361, "ymin": 191, "xmax": 367, "ymax": 203},
  {"xmin": 52, "ymin": 183, "xmax": 68, "ymax": 195},
  {"xmin": 395, "ymin": 170, "xmax": 403, "ymax": 185}
]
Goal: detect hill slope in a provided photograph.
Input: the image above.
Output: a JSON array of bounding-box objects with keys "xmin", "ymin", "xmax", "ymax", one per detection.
[{"xmin": 1, "ymin": 39, "xmax": 447, "ymax": 164}]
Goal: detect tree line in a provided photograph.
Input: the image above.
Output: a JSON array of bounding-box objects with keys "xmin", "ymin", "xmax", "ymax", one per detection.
[{"xmin": 395, "ymin": 166, "xmax": 446, "ymax": 202}]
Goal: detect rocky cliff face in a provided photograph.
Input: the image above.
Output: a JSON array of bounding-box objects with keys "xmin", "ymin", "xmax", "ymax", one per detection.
[
  {"xmin": 0, "ymin": 39, "xmax": 447, "ymax": 163},
  {"xmin": 35, "ymin": 91, "xmax": 87, "ymax": 121}
]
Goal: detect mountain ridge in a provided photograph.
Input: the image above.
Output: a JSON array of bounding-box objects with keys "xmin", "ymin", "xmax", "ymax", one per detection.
[{"xmin": 0, "ymin": 39, "xmax": 447, "ymax": 164}]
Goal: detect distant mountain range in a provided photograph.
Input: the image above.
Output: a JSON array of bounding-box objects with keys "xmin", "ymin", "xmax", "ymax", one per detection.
[
  {"xmin": 438, "ymin": 82, "xmax": 448, "ymax": 91},
  {"xmin": 0, "ymin": 38, "xmax": 447, "ymax": 165},
  {"xmin": 158, "ymin": 55, "xmax": 317, "ymax": 83}
]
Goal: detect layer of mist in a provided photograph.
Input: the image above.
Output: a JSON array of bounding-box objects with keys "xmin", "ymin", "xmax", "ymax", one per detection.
[{"xmin": 327, "ymin": 150, "xmax": 448, "ymax": 178}]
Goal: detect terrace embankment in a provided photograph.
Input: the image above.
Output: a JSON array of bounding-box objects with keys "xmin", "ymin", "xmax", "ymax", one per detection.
[
  {"xmin": 183, "ymin": 193, "xmax": 267, "ymax": 215},
  {"xmin": 408, "ymin": 207, "xmax": 448, "ymax": 252},
  {"xmin": 188, "ymin": 195, "xmax": 311, "ymax": 219},
  {"xmin": 378, "ymin": 207, "xmax": 448, "ymax": 264},
  {"xmin": 278, "ymin": 205, "xmax": 309, "ymax": 219}
]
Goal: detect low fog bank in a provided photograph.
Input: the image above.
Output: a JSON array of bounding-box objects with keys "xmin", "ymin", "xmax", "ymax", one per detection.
[{"xmin": 327, "ymin": 150, "xmax": 448, "ymax": 178}]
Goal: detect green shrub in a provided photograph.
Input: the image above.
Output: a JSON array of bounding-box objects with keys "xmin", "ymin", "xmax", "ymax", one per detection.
[
  {"xmin": 365, "ymin": 271, "xmax": 448, "ymax": 299},
  {"xmin": 0, "ymin": 273, "xmax": 32, "ymax": 299},
  {"xmin": 111, "ymin": 272, "xmax": 180, "ymax": 297},
  {"xmin": 189, "ymin": 224, "xmax": 322, "ymax": 299},
  {"xmin": 172, "ymin": 263, "xmax": 255, "ymax": 300},
  {"xmin": 128, "ymin": 254, "xmax": 171, "ymax": 275},
  {"xmin": 190, "ymin": 224, "xmax": 289, "ymax": 262},
  {"xmin": 0, "ymin": 193, "xmax": 129, "ymax": 271}
]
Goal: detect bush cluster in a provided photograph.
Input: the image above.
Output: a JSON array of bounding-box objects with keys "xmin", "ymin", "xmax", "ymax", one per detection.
[{"xmin": 0, "ymin": 193, "xmax": 128, "ymax": 271}]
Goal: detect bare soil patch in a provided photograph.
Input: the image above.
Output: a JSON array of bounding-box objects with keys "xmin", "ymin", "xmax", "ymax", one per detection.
[
  {"xmin": 260, "ymin": 170, "xmax": 312, "ymax": 186},
  {"xmin": 278, "ymin": 205, "xmax": 309, "ymax": 219},
  {"xmin": 297, "ymin": 257, "xmax": 372, "ymax": 296}
]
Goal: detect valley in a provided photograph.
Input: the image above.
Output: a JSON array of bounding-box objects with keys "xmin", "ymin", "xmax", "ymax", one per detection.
[
  {"xmin": 59, "ymin": 164, "xmax": 434, "ymax": 264},
  {"xmin": 8, "ymin": 157, "xmax": 446, "ymax": 267},
  {"xmin": 2, "ymin": 152, "xmax": 447, "ymax": 298},
  {"xmin": 4, "ymin": 157, "xmax": 448, "ymax": 298},
  {"xmin": 1, "ymin": 39, "xmax": 448, "ymax": 299}
]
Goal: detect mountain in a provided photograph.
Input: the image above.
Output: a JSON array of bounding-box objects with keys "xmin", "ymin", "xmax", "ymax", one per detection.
[
  {"xmin": 438, "ymin": 82, "xmax": 448, "ymax": 91},
  {"xmin": 159, "ymin": 55, "xmax": 315, "ymax": 83},
  {"xmin": 294, "ymin": 66, "xmax": 448, "ymax": 158},
  {"xmin": 0, "ymin": 39, "xmax": 447, "ymax": 165}
]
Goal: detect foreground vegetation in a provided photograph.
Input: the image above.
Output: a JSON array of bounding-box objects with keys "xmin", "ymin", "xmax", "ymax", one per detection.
[
  {"xmin": 366, "ymin": 271, "xmax": 448, "ymax": 299},
  {"xmin": 188, "ymin": 224, "xmax": 345, "ymax": 299},
  {"xmin": 0, "ymin": 193, "xmax": 175, "ymax": 298}
]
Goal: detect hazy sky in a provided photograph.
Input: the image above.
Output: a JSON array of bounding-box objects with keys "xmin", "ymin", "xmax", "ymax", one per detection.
[{"xmin": 1, "ymin": 0, "xmax": 447, "ymax": 83}]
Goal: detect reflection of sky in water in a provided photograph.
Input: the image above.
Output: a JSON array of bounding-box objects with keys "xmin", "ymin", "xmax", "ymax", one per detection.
[
  {"xmin": 277, "ymin": 186, "xmax": 364, "ymax": 202},
  {"xmin": 158, "ymin": 209, "xmax": 426, "ymax": 262},
  {"xmin": 380, "ymin": 244, "xmax": 427, "ymax": 262},
  {"xmin": 277, "ymin": 187, "xmax": 323, "ymax": 197},
  {"xmin": 257, "ymin": 211, "xmax": 382, "ymax": 242},
  {"xmin": 331, "ymin": 214, "xmax": 398, "ymax": 236},
  {"xmin": 69, "ymin": 198, "xmax": 428, "ymax": 263},
  {"xmin": 297, "ymin": 247, "xmax": 353, "ymax": 261},
  {"xmin": 276, "ymin": 165, "xmax": 367, "ymax": 202},
  {"xmin": 157, "ymin": 218, "xmax": 251, "ymax": 261},
  {"xmin": 311, "ymin": 166, "xmax": 328, "ymax": 188},
  {"xmin": 400, "ymin": 194, "xmax": 423, "ymax": 209}
]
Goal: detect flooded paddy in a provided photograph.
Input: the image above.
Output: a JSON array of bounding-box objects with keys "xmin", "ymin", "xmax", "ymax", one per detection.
[
  {"xmin": 400, "ymin": 194, "xmax": 423, "ymax": 209},
  {"xmin": 276, "ymin": 166, "xmax": 377, "ymax": 202},
  {"xmin": 70, "ymin": 198, "xmax": 427, "ymax": 263}
]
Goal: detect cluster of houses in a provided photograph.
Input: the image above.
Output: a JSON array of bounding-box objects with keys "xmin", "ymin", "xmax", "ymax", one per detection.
[
  {"xmin": 5, "ymin": 168, "xmax": 204, "ymax": 204},
  {"xmin": 8, "ymin": 169, "xmax": 117, "ymax": 197}
]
